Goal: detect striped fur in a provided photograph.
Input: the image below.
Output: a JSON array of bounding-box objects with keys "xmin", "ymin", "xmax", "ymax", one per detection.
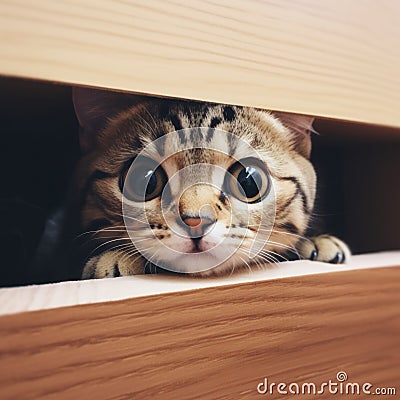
[{"xmin": 69, "ymin": 94, "xmax": 350, "ymax": 278}]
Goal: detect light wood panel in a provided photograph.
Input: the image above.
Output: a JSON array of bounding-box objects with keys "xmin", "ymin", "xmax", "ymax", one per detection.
[
  {"xmin": 0, "ymin": 266, "xmax": 399, "ymax": 400},
  {"xmin": 0, "ymin": 0, "xmax": 400, "ymax": 127},
  {"xmin": 0, "ymin": 251, "xmax": 399, "ymax": 316}
]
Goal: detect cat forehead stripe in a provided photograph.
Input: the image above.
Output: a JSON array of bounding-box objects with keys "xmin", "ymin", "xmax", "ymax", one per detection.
[
  {"xmin": 70, "ymin": 90, "xmax": 347, "ymax": 278},
  {"xmin": 223, "ymin": 106, "xmax": 236, "ymax": 121}
]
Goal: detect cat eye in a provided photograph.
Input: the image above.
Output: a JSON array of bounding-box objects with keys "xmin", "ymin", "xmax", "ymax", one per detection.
[
  {"xmin": 120, "ymin": 157, "xmax": 167, "ymax": 202},
  {"xmin": 226, "ymin": 158, "xmax": 270, "ymax": 203}
]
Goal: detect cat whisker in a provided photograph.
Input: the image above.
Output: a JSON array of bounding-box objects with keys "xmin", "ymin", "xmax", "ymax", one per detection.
[
  {"xmin": 239, "ymin": 247, "xmax": 280, "ymax": 267},
  {"xmin": 85, "ymin": 237, "xmax": 152, "ymax": 262},
  {"xmin": 237, "ymin": 255, "xmax": 252, "ymax": 275},
  {"xmin": 259, "ymin": 249, "xmax": 287, "ymax": 263},
  {"xmin": 237, "ymin": 249, "xmax": 271, "ymax": 270},
  {"xmin": 123, "ymin": 215, "xmax": 149, "ymax": 224},
  {"xmin": 254, "ymin": 253, "xmax": 279, "ymax": 267},
  {"xmin": 259, "ymin": 249, "xmax": 290, "ymax": 262},
  {"xmin": 248, "ymin": 236, "xmax": 301, "ymax": 258},
  {"xmin": 250, "ymin": 227, "xmax": 314, "ymax": 245},
  {"xmin": 266, "ymin": 240, "xmax": 301, "ymax": 256},
  {"xmin": 75, "ymin": 226, "xmax": 129, "ymax": 240},
  {"xmin": 87, "ymin": 237, "xmax": 133, "ymax": 257},
  {"xmin": 255, "ymin": 251, "xmax": 277, "ymax": 264},
  {"xmin": 250, "ymin": 237, "xmax": 299, "ymax": 252},
  {"xmin": 79, "ymin": 231, "xmax": 153, "ymax": 245},
  {"xmin": 82, "ymin": 242, "xmax": 135, "ymax": 267},
  {"xmin": 265, "ymin": 241, "xmax": 301, "ymax": 258},
  {"xmin": 78, "ymin": 235, "xmax": 125, "ymax": 247},
  {"xmin": 251, "ymin": 255, "xmax": 266, "ymax": 272},
  {"xmin": 102, "ymin": 209, "xmax": 149, "ymax": 224},
  {"xmin": 143, "ymin": 245, "xmax": 162, "ymax": 274},
  {"xmin": 119, "ymin": 247, "xmax": 145, "ymax": 266}
]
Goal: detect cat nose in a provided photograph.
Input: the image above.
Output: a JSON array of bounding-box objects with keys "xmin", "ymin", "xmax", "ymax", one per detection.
[{"xmin": 181, "ymin": 216, "xmax": 215, "ymax": 238}]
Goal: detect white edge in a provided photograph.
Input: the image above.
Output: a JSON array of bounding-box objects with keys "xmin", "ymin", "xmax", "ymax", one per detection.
[{"xmin": 0, "ymin": 251, "xmax": 399, "ymax": 316}]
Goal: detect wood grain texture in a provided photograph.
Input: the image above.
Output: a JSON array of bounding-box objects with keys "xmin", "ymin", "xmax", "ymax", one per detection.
[
  {"xmin": 0, "ymin": 267, "xmax": 399, "ymax": 399},
  {"xmin": 1, "ymin": 0, "xmax": 400, "ymax": 127}
]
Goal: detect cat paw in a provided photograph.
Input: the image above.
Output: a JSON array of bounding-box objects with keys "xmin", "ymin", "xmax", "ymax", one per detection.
[
  {"xmin": 296, "ymin": 235, "xmax": 351, "ymax": 264},
  {"xmin": 81, "ymin": 250, "xmax": 144, "ymax": 279}
]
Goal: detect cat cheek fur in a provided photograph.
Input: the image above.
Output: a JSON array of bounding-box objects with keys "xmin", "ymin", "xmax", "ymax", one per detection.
[{"xmin": 69, "ymin": 90, "xmax": 350, "ymax": 279}]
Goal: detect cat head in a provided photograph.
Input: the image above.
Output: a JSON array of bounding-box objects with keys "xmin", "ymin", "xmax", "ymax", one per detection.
[{"xmin": 73, "ymin": 87, "xmax": 316, "ymax": 275}]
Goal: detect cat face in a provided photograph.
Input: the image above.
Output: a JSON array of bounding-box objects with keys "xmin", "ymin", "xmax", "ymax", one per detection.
[
  {"xmin": 120, "ymin": 128, "xmax": 278, "ymax": 273},
  {"xmin": 72, "ymin": 89, "xmax": 316, "ymax": 275}
]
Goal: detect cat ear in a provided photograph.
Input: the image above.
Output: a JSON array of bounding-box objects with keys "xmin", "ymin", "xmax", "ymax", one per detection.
[
  {"xmin": 72, "ymin": 87, "xmax": 143, "ymax": 152},
  {"xmin": 273, "ymin": 112, "xmax": 315, "ymax": 158}
]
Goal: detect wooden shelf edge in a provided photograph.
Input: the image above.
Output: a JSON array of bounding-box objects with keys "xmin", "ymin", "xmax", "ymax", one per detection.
[
  {"xmin": 0, "ymin": 265, "xmax": 399, "ymax": 399},
  {"xmin": 1, "ymin": 1, "xmax": 400, "ymax": 127},
  {"xmin": 0, "ymin": 251, "xmax": 399, "ymax": 316}
]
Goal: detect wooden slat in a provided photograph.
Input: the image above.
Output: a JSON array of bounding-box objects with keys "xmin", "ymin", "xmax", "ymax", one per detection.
[
  {"xmin": 0, "ymin": 252, "xmax": 399, "ymax": 316},
  {"xmin": 0, "ymin": 0, "xmax": 400, "ymax": 127},
  {"xmin": 0, "ymin": 267, "xmax": 399, "ymax": 399}
]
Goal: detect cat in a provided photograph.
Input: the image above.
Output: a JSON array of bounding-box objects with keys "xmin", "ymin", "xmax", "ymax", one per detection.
[{"xmin": 65, "ymin": 87, "xmax": 350, "ymax": 279}]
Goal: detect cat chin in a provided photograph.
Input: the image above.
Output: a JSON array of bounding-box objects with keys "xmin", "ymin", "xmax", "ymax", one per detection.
[
  {"xmin": 153, "ymin": 251, "xmax": 222, "ymax": 274},
  {"xmin": 188, "ymin": 254, "xmax": 248, "ymax": 277},
  {"xmin": 149, "ymin": 249, "xmax": 248, "ymax": 276}
]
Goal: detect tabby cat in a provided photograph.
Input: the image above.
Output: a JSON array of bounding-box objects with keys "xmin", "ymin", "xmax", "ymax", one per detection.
[{"xmin": 66, "ymin": 88, "xmax": 350, "ymax": 279}]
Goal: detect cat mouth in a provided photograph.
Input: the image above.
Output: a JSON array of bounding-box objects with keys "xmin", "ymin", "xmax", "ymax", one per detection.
[
  {"xmin": 190, "ymin": 237, "xmax": 203, "ymax": 252},
  {"xmin": 186, "ymin": 248, "xmax": 204, "ymax": 254},
  {"xmin": 187, "ymin": 237, "xmax": 218, "ymax": 254},
  {"xmin": 142, "ymin": 235, "xmax": 238, "ymax": 273},
  {"xmin": 178, "ymin": 239, "xmax": 217, "ymax": 255}
]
